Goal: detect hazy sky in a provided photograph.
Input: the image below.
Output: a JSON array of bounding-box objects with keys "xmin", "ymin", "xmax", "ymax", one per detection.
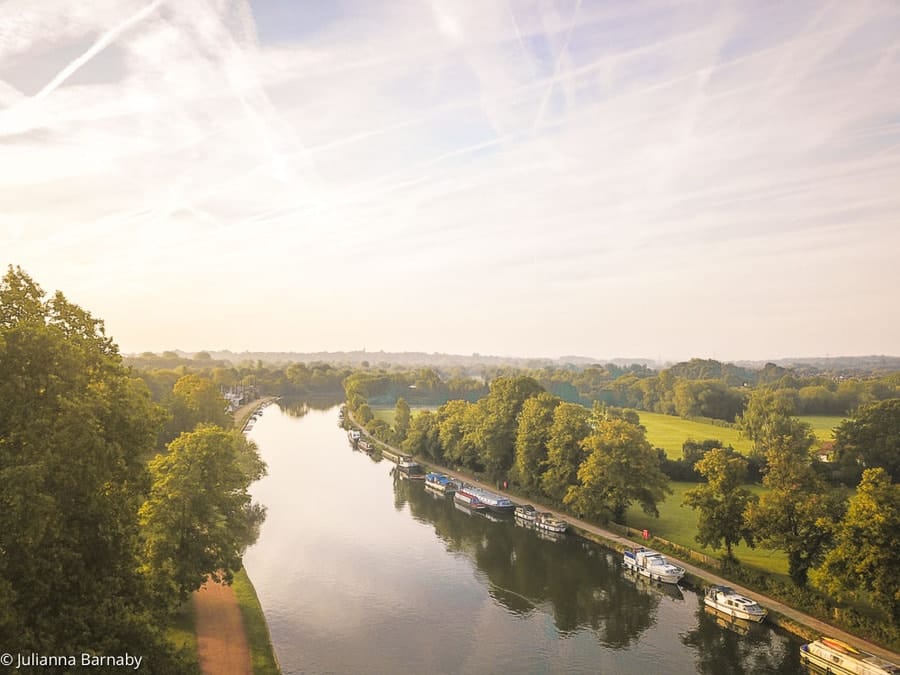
[{"xmin": 2, "ymin": 0, "xmax": 899, "ymax": 361}]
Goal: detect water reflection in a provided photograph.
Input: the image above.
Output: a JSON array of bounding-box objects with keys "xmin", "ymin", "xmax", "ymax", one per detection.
[
  {"xmin": 682, "ymin": 596, "xmax": 801, "ymax": 674},
  {"xmin": 397, "ymin": 479, "xmax": 659, "ymax": 648},
  {"xmin": 277, "ymin": 394, "xmax": 343, "ymax": 418},
  {"xmin": 245, "ymin": 403, "xmax": 807, "ymax": 675}
]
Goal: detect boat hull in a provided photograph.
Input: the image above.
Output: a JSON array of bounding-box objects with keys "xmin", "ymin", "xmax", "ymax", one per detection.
[
  {"xmin": 703, "ymin": 597, "xmax": 766, "ymax": 623},
  {"xmin": 800, "ymin": 639, "xmax": 900, "ymax": 675}
]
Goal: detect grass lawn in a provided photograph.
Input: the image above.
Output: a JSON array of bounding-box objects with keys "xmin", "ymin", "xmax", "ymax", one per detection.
[
  {"xmin": 165, "ymin": 599, "xmax": 198, "ymax": 664},
  {"xmin": 232, "ymin": 569, "xmax": 280, "ymax": 675},
  {"xmin": 624, "ymin": 481, "xmax": 789, "ymax": 576},
  {"xmin": 638, "ymin": 411, "xmax": 752, "ymax": 458},
  {"xmin": 797, "ymin": 415, "xmax": 845, "ymax": 441},
  {"xmin": 372, "ymin": 405, "xmax": 438, "ymax": 427}
]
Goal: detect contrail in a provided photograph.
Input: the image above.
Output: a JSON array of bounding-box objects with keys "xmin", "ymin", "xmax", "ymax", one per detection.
[
  {"xmin": 32, "ymin": 0, "xmax": 165, "ymax": 103},
  {"xmin": 532, "ymin": 0, "xmax": 582, "ymax": 131}
]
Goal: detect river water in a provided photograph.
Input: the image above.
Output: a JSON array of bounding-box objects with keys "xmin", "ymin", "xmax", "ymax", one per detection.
[{"xmin": 243, "ymin": 402, "xmax": 805, "ymax": 674}]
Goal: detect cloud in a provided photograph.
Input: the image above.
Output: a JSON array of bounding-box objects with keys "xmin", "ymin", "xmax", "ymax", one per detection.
[{"xmin": 1, "ymin": 0, "xmax": 899, "ymax": 358}]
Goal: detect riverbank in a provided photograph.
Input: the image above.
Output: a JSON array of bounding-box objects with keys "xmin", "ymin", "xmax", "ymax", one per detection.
[
  {"xmin": 191, "ymin": 397, "xmax": 281, "ymax": 675},
  {"xmin": 347, "ymin": 410, "xmax": 900, "ymax": 663}
]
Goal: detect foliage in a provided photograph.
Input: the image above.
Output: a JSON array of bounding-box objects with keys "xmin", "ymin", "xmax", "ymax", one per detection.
[
  {"xmin": 540, "ymin": 402, "xmax": 591, "ymax": 501},
  {"xmin": 139, "ymin": 425, "xmax": 267, "ymax": 606},
  {"xmin": 513, "ymin": 392, "xmax": 561, "ymax": 490},
  {"xmin": 812, "ymin": 468, "xmax": 900, "ymax": 624},
  {"xmin": 402, "ymin": 410, "xmax": 442, "ymax": 461},
  {"xmin": 394, "ymin": 397, "xmax": 411, "ymax": 442},
  {"xmin": 0, "ymin": 267, "xmax": 193, "ymax": 668},
  {"xmin": 745, "ymin": 421, "xmax": 839, "ymax": 587},
  {"xmin": 564, "ymin": 416, "xmax": 670, "ymax": 523},
  {"xmin": 683, "ymin": 449, "xmax": 757, "ymax": 558},
  {"xmin": 834, "ymin": 398, "xmax": 900, "ymax": 483}
]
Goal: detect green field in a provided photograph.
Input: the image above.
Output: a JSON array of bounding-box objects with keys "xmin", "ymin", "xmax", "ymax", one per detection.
[
  {"xmin": 797, "ymin": 415, "xmax": 845, "ymax": 441},
  {"xmin": 637, "ymin": 411, "xmax": 752, "ymax": 458},
  {"xmin": 624, "ymin": 482, "xmax": 788, "ymax": 576},
  {"xmin": 371, "ymin": 406, "xmax": 437, "ymax": 426}
]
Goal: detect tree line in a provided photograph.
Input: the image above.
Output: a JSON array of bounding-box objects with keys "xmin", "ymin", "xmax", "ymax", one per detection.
[
  {"xmin": 346, "ymin": 373, "xmax": 900, "ymax": 633},
  {"xmin": 0, "ymin": 268, "xmax": 266, "ymax": 673}
]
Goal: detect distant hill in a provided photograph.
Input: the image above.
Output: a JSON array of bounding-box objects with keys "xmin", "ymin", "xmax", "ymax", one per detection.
[{"xmin": 124, "ymin": 350, "xmax": 899, "ymax": 377}]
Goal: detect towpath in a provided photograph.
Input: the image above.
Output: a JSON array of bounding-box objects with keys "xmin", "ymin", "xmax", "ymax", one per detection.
[{"xmin": 347, "ymin": 410, "xmax": 900, "ymax": 663}]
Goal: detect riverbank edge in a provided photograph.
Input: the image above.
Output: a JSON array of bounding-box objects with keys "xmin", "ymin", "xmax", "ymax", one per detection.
[
  {"xmin": 346, "ymin": 410, "xmax": 899, "ymax": 662},
  {"xmin": 233, "ymin": 397, "xmax": 282, "ymax": 674}
]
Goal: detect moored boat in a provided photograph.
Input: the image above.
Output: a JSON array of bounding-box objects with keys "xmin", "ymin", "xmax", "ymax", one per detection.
[
  {"xmin": 397, "ymin": 456, "xmax": 425, "ymax": 480},
  {"xmin": 425, "ymin": 472, "xmax": 458, "ymax": 494},
  {"xmin": 622, "ymin": 547, "xmax": 685, "ymax": 584},
  {"xmin": 800, "ymin": 638, "xmax": 899, "ymax": 674},
  {"xmin": 464, "ymin": 486, "xmax": 515, "ymax": 513},
  {"xmin": 454, "ymin": 486, "xmax": 487, "ymax": 510},
  {"xmin": 515, "ymin": 504, "xmax": 537, "ymax": 522},
  {"xmin": 358, "ymin": 439, "xmax": 374, "ymax": 453},
  {"xmin": 535, "ymin": 512, "xmax": 568, "ymax": 534},
  {"xmin": 704, "ymin": 585, "xmax": 767, "ymax": 623},
  {"xmin": 348, "ymin": 429, "xmax": 361, "ymax": 443}
]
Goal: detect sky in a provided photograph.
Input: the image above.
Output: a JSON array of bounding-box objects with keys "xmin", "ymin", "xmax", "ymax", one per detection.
[{"xmin": 2, "ymin": 0, "xmax": 899, "ymax": 362}]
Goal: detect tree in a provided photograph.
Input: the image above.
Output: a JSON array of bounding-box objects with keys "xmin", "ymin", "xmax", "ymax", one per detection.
[
  {"xmin": 402, "ymin": 410, "xmax": 442, "ymax": 460},
  {"xmin": 0, "ymin": 267, "xmax": 188, "ymax": 667},
  {"xmin": 140, "ymin": 425, "xmax": 266, "ymax": 605},
  {"xmin": 744, "ymin": 427, "xmax": 839, "ymax": 586},
  {"xmin": 470, "ymin": 376, "xmax": 544, "ymax": 479},
  {"xmin": 683, "ymin": 448, "xmax": 757, "ymax": 559},
  {"xmin": 394, "ymin": 397, "xmax": 411, "ymax": 442},
  {"xmin": 834, "ymin": 399, "xmax": 900, "ymax": 482},
  {"xmin": 564, "ymin": 417, "xmax": 670, "ymax": 523},
  {"xmin": 812, "ymin": 468, "xmax": 900, "ymax": 623},
  {"xmin": 737, "ymin": 388, "xmax": 800, "ymax": 457},
  {"xmin": 541, "ymin": 402, "xmax": 592, "ymax": 501},
  {"xmin": 514, "ymin": 392, "xmax": 560, "ymax": 490}
]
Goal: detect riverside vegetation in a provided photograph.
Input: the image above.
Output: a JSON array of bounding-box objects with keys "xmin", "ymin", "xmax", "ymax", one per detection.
[
  {"xmin": 343, "ymin": 369, "xmax": 900, "ymax": 649},
  {"xmin": 0, "ymin": 268, "xmax": 268, "ymax": 673}
]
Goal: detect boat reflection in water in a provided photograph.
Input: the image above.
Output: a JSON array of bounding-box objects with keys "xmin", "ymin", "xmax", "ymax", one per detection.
[
  {"xmin": 622, "ymin": 567, "xmax": 685, "ymax": 602},
  {"xmin": 703, "ymin": 606, "xmax": 756, "ymax": 637}
]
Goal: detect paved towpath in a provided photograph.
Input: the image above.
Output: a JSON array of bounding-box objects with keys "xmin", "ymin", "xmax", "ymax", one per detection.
[{"xmin": 348, "ymin": 410, "xmax": 900, "ymax": 663}]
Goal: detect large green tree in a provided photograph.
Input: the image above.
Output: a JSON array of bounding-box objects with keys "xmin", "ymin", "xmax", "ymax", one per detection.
[
  {"xmin": 737, "ymin": 388, "xmax": 800, "ymax": 457},
  {"xmin": 541, "ymin": 402, "xmax": 592, "ymax": 501},
  {"xmin": 683, "ymin": 448, "xmax": 757, "ymax": 559},
  {"xmin": 834, "ymin": 399, "xmax": 900, "ymax": 482},
  {"xmin": 812, "ymin": 468, "xmax": 900, "ymax": 623},
  {"xmin": 513, "ymin": 392, "xmax": 560, "ymax": 490},
  {"xmin": 140, "ymin": 425, "xmax": 267, "ymax": 605},
  {"xmin": 745, "ymin": 426, "xmax": 840, "ymax": 586},
  {"xmin": 394, "ymin": 397, "xmax": 411, "ymax": 442},
  {"xmin": 564, "ymin": 416, "xmax": 670, "ymax": 523},
  {"xmin": 0, "ymin": 267, "xmax": 188, "ymax": 668}
]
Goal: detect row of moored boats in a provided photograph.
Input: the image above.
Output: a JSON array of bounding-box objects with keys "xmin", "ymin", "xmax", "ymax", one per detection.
[{"xmin": 342, "ymin": 411, "xmax": 899, "ymax": 673}]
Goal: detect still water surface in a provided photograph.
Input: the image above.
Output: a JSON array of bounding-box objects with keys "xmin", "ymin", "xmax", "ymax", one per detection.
[{"xmin": 244, "ymin": 402, "xmax": 804, "ymax": 674}]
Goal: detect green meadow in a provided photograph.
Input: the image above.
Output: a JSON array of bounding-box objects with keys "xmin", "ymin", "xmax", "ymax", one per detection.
[
  {"xmin": 637, "ymin": 411, "xmax": 752, "ymax": 458},
  {"xmin": 797, "ymin": 415, "xmax": 845, "ymax": 441},
  {"xmin": 625, "ymin": 482, "xmax": 788, "ymax": 575}
]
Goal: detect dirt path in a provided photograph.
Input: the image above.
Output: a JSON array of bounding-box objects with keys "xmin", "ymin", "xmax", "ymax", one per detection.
[
  {"xmin": 192, "ymin": 397, "xmax": 274, "ymax": 674},
  {"xmin": 194, "ymin": 578, "xmax": 252, "ymax": 675},
  {"xmin": 348, "ymin": 410, "xmax": 900, "ymax": 663}
]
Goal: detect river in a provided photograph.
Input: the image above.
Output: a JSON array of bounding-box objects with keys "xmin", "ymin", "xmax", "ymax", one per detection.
[{"xmin": 243, "ymin": 402, "xmax": 805, "ymax": 674}]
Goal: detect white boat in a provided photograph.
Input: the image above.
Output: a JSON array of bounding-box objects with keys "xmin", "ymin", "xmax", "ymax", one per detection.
[
  {"xmin": 348, "ymin": 429, "xmax": 361, "ymax": 442},
  {"xmin": 704, "ymin": 585, "xmax": 767, "ymax": 623},
  {"xmin": 397, "ymin": 457, "xmax": 425, "ymax": 480},
  {"xmin": 535, "ymin": 512, "xmax": 568, "ymax": 534},
  {"xmin": 464, "ymin": 487, "xmax": 515, "ymax": 513},
  {"xmin": 515, "ymin": 504, "xmax": 537, "ymax": 522},
  {"xmin": 800, "ymin": 638, "xmax": 900, "ymax": 674},
  {"xmin": 358, "ymin": 439, "xmax": 374, "ymax": 453},
  {"xmin": 622, "ymin": 547, "xmax": 685, "ymax": 584}
]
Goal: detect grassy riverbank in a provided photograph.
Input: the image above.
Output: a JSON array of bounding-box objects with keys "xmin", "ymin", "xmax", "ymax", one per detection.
[{"xmin": 233, "ymin": 569, "xmax": 280, "ymax": 675}]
